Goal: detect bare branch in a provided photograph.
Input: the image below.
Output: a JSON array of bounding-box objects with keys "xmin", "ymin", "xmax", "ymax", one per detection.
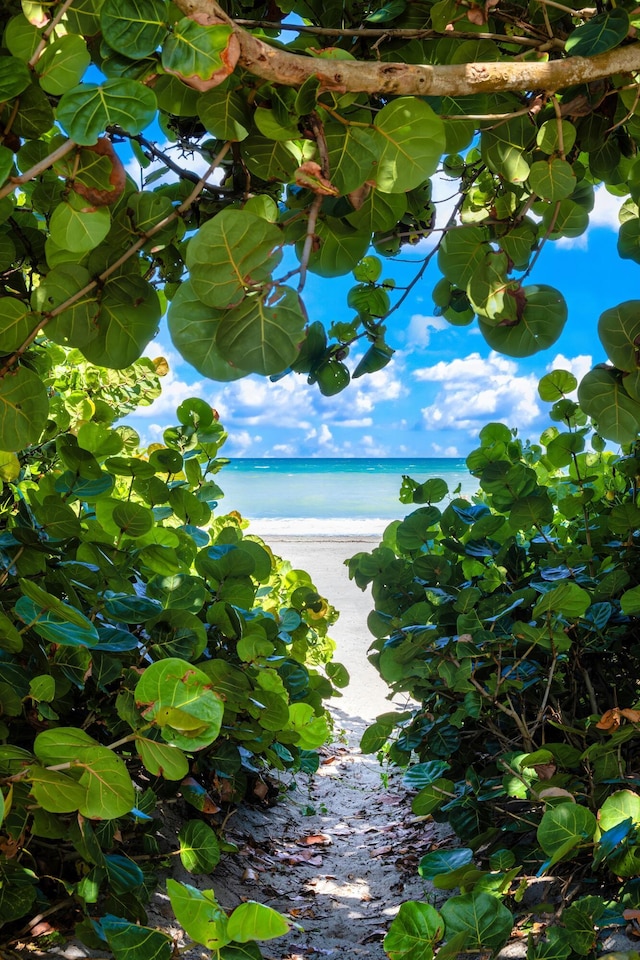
[{"xmin": 174, "ymin": 0, "xmax": 640, "ymax": 97}]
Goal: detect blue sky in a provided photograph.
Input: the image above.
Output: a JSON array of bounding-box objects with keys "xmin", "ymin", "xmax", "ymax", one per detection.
[{"xmin": 126, "ymin": 167, "xmax": 631, "ymax": 459}]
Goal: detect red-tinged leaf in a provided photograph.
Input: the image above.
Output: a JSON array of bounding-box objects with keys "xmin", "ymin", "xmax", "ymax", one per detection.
[
  {"xmin": 596, "ymin": 708, "xmax": 621, "ymax": 730},
  {"xmin": 300, "ymin": 833, "xmax": 332, "ymax": 846}
]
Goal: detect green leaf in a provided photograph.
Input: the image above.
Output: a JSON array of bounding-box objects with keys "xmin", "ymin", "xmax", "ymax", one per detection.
[
  {"xmin": 76, "ymin": 746, "xmax": 136, "ymax": 819},
  {"xmin": 479, "ymin": 285, "xmax": 567, "ymax": 358},
  {"xmin": 56, "ymin": 79, "xmax": 158, "ymax": 145},
  {"xmin": 187, "ymin": 208, "xmax": 282, "ymax": 309},
  {"xmin": 0, "ymin": 298, "xmax": 39, "ymax": 353},
  {"xmin": 135, "ymin": 657, "xmax": 224, "ymax": 751},
  {"xmin": 216, "ymin": 286, "xmax": 305, "ymax": 376},
  {"xmin": 198, "ymin": 86, "xmax": 251, "ymax": 141},
  {"xmin": 537, "ymin": 802, "xmax": 596, "ymax": 862},
  {"xmin": 136, "ymin": 735, "xmax": 189, "ymax": 780},
  {"xmin": 440, "ymin": 893, "xmax": 513, "ymax": 951},
  {"xmin": 81, "ymin": 275, "xmax": 161, "ymax": 369},
  {"xmin": 418, "ymin": 849, "xmax": 474, "ymax": 880},
  {"xmin": 161, "ymin": 19, "xmax": 234, "ymax": 81},
  {"xmin": 324, "ymin": 123, "xmax": 377, "ymax": 195},
  {"xmin": 101, "ymin": 0, "xmax": 169, "ymax": 58},
  {"xmin": 533, "ymin": 581, "xmax": 590, "ymax": 619},
  {"xmin": 529, "ymin": 158, "xmax": 576, "ymax": 202},
  {"xmin": 481, "ymin": 116, "xmax": 534, "ymax": 183},
  {"xmin": 0, "ymin": 366, "xmax": 49, "ymax": 450},
  {"xmin": 167, "ymin": 879, "xmax": 230, "ymax": 950},
  {"xmin": 403, "ymin": 760, "xmax": 451, "ymax": 789},
  {"xmin": 598, "ymin": 300, "xmax": 640, "ymax": 372},
  {"xmin": 49, "ymin": 194, "xmax": 111, "ymax": 253},
  {"xmin": 34, "ymin": 727, "xmax": 98, "ymax": 765},
  {"xmin": 299, "ymin": 217, "xmax": 369, "ymax": 277},
  {"xmin": 578, "ymin": 367, "xmax": 640, "ymax": 443},
  {"xmin": 112, "ymin": 501, "xmax": 154, "ymax": 538},
  {"xmin": 102, "ymin": 917, "xmax": 173, "ymax": 960},
  {"xmin": 438, "ymin": 226, "xmax": 489, "ymax": 289},
  {"xmin": 509, "ymin": 494, "xmax": 554, "ymax": 530},
  {"xmin": 360, "ymin": 720, "xmax": 393, "ymax": 754},
  {"xmin": 372, "ymin": 98, "xmax": 446, "ymax": 193},
  {"xmin": 287, "ymin": 702, "xmax": 329, "ymax": 749},
  {"xmin": 383, "ymin": 901, "xmax": 444, "ymax": 960},
  {"xmin": 0, "ymin": 56, "xmax": 31, "ymax": 100},
  {"xmin": 565, "ymin": 8, "xmax": 629, "ymax": 57},
  {"xmin": 167, "ymin": 281, "xmax": 247, "ymax": 381},
  {"xmin": 621, "ymin": 584, "xmax": 640, "ymax": 615},
  {"xmin": 227, "ymin": 901, "xmax": 290, "ymax": 942},
  {"xmin": 179, "ymin": 820, "xmax": 221, "ymax": 873},
  {"xmin": 36, "ymin": 34, "xmax": 91, "ymax": 96},
  {"xmin": 411, "ymin": 779, "xmax": 455, "ymax": 815},
  {"xmin": 599, "ymin": 790, "xmax": 640, "ymax": 831},
  {"xmin": 538, "ymin": 369, "xmax": 578, "ymax": 402},
  {"xmin": 29, "ymin": 766, "xmax": 87, "ymax": 813}
]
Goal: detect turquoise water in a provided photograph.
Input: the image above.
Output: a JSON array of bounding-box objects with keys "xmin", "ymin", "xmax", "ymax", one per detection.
[{"xmin": 216, "ymin": 458, "xmax": 478, "ymax": 535}]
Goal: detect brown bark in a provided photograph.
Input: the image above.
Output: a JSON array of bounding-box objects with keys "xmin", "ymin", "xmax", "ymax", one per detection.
[{"xmin": 174, "ymin": 0, "xmax": 640, "ymax": 97}]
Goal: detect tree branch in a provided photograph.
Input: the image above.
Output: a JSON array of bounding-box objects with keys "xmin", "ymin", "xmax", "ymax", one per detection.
[{"xmin": 174, "ymin": 0, "xmax": 640, "ymax": 97}]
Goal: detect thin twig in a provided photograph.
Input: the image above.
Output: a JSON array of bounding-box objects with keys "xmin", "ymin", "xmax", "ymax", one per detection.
[
  {"xmin": 298, "ymin": 193, "xmax": 323, "ymax": 293},
  {"xmin": 28, "ymin": 0, "xmax": 76, "ymax": 68},
  {"xmin": 0, "ymin": 139, "xmax": 77, "ymax": 201}
]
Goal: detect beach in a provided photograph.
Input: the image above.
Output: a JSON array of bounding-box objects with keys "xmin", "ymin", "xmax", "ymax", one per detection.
[{"xmin": 263, "ymin": 532, "xmax": 396, "ymax": 727}]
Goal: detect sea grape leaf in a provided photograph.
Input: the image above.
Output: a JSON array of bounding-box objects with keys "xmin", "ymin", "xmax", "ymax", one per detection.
[
  {"xmin": 598, "ymin": 301, "xmax": 640, "ymax": 372},
  {"xmin": 100, "ymin": 0, "xmax": 169, "ymax": 58},
  {"xmin": 198, "ymin": 86, "xmax": 251, "ymax": 141},
  {"xmin": 324, "ymin": 123, "xmax": 377, "ymax": 195},
  {"xmin": 81, "ymin": 275, "xmax": 161, "ymax": 369},
  {"xmin": 178, "ymin": 820, "xmax": 221, "ymax": 873},
  {"xmin": 187, "ymin": 209, "xmax": 282, "ymax": 309},
  {"xmin": 135, "ymin": 657, "xmax": 224, "ymax": 751},
  {"xmin": 135, "ymin": 736, "xmax": 190, "ymax": 780},
  {"xmin": 372, "ymin": 98, "xmax": 446, "ymax": 193},
  {"xmin": 479, "ymin": 285, "xmax": 567, "ymax": 357},
  {"xmin": 75, "ymin": 746, "xmax": 136, "ymax": 819},
  {"xmin": 578, "ymin": 367, "xmax": 640, "ymax": 443},
  {"xmin": 35, "ymin": 34, "xmax": 91, "ymax": 96},
  {"xmin": 418, "ymin": 849, "xmax": 474, "ymax": 880},
  {"xmin": 102, "ymin": 916, "xmax": 173, "ymax": 960},
  {"xmin": 438, "ymin": 226, "xmax": 489, "ymax": 289},
  {"xmin": 215, "ymin": 286, "xmax": 305, "ymax": 376},
  {"xmin": 565, "ymin": 8, "xmax": 629, "ymax": 56},
  {"xmin": 598, "ymin": 790, "xmax": 640, "ymax": 831},
  {"xmin": 166, "ymin": 879, "xmax": 230, "ymax": 950},
  {"xmin": 538, "ymin": 369, "xmax": 578, "ymax": 401},
  {"xmin": 56, "ymin": 79, "xmax": 158, "ymax": 145},
  {"xmin": 0, "ymin": 298, "xmax": 39, "ymax": 353},
  {"xmin": 28, "ymin": 766, "xmax": 87, "ymax": 813},
  {"xmin": 403, "ymin": 760, "xmax": 451, "ymax": 790},
  {"xmin": 411, "ymin": 779, "xmax": 455, "ymax": 815},
  {"xmin": 529, "ymin": 158, "xmax": 576, "ymax": 201},
  {"xmin": 0, "ymin": 366, "xmax": 49, "ymax": 450},
  {"xmin": 481, "ymin": 115, "xmax": 534, "ymax": 183},
  {"xmin": 537, "ymin": 802, "xmax": 596, "ymax": 865},
  {"xmin": 0, "ymin": 56, "xmax": 31, "ymax": 100},
  {"xmin": 440, "ymin": 892, "xmax": 513, "ymax": 951},
  {"xmin": 161, "ymin": 19, "xmax": 235, "ymax": 82},
  {"xmin": 226, "ymin": 901, "xmax": 290, "ymax": 942},
  {"xmin": 383, "ymin": 901, "xmax": 445, "ymax": 960},
  {"xmin": 533, "ymin": 581, "xmax": 590, "ymax": 619}
]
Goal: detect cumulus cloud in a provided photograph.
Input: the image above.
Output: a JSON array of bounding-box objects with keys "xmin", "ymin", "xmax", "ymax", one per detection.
[
  {"xmin": 415, "ymin": 351, "xmax": 541, "ymax": 435},
  {"xmin": 590, "ymin": 185, "xmax": 625, "ymax": 231},
  {"xmin": 402, "ymin": 313, "xmax": 449, "ymax": 351}
]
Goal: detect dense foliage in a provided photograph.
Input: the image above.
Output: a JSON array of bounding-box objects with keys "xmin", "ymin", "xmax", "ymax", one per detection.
[
  {"xmin": 0, "ymin": 351, "xmax": 345, "ymax": 956},
  {"xmin": 349, "ymin": 372, "xmax": 640, "ymax": 958},
  {"xmin": 3, "ymin": 0, "xmax": 640, "ymax": 449}
]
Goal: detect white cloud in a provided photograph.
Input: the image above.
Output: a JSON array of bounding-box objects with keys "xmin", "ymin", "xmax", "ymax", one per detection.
[
  {"xmin": 432, "ymin": 442, "xmax": 460, "ymax": 457},
  {"xmin": 590, "ymin": 185, "xmax": 625, "ymax": 231},
  {"xmin": 402, "ymin": 313, "xmax": 449, "ymax": 351},
  {"xmin": 416, "ymin": 351, "xmax": 540, "ymax": 435}
]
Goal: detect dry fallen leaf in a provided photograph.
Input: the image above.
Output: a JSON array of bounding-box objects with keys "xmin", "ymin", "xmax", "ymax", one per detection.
[{"xmin": 300, "ymin": 833, "xmax": 332, "ymax": 846}]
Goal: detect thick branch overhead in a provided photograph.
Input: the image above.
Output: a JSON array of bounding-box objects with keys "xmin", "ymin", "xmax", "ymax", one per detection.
[{"xmin": 175, "ymin": 0, "xmax": 640, "ymax": 96}]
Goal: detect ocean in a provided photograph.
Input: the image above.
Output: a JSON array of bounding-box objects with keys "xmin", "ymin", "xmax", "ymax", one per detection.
[{"xmin": 215, "ymin": 458, "xmax": 479, "ymax": 537}]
